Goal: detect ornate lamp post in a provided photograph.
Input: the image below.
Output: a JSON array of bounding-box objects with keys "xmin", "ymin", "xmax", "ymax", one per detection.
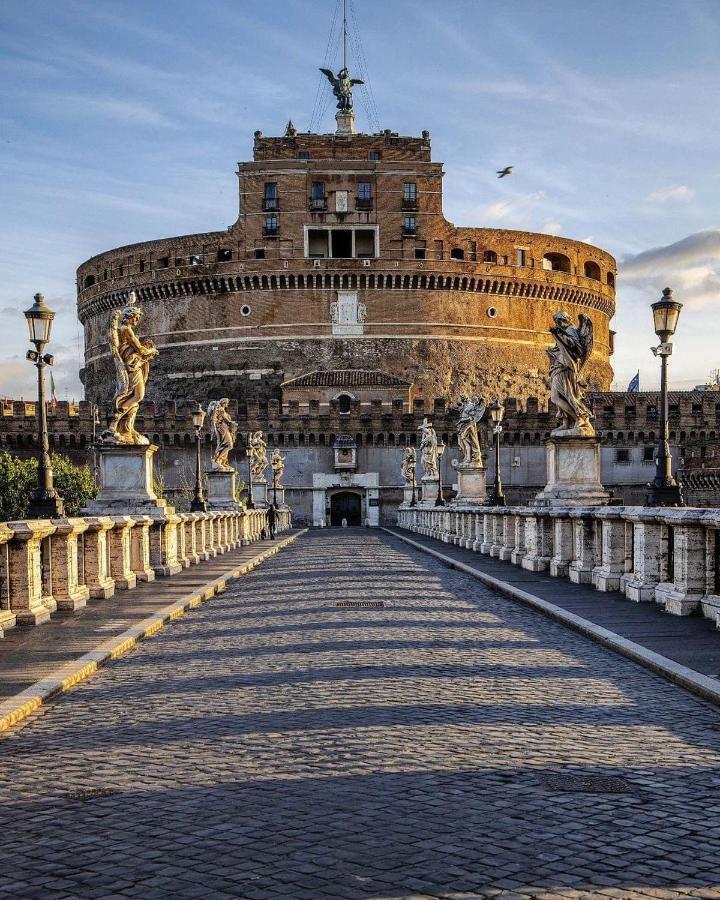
[
  {"xmin": 272, "ymin": 460, "xmax": 279, "ymax": 507},
  {"xmin": 24, "ymin": 293, "xmax": 64, "ymax": 518},
  {"xmin": 410, "ymin": 454, "xmax": 417, "ymax": 507},
  {"xmin": 647, "ymin": 287, "xmax": 684, "ymax": 507},
  {"xmin": 246, "ymin": 434, "xmax": 255, "ymax": 509},
  {"xmin": 190, "ymin": 403, "xmax": 207, "ymax": 512},
  {"xmin": 91, "ymin": 403, "xmax": 101, "ymax": 485},
  {"xmin": 435, "ymin": 441, "xmax": 446, "ymax": 507},
  {"xmin": 489, "ymin": 400, "xmax": 506, "ymax": 506}
]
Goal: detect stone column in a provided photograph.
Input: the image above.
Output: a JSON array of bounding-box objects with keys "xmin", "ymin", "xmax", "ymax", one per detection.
[
  {"xmin": 480, "ymin": 512, "xmax": 494, "ymax": 555},
  {"xmin": 499, "ymin": 511, "xmax": 517, "ymax": 562},
  {"xmin": 490, "ymin": 512, "xmax": 505, "ymax": 558},
  {"xmin": 549, "ymin": 509, "xmax": 573, "ymax": 578},
  {"xmin": 150, "ymin": 512, "xmax": 182, "ymax": 577},
  {"xmin": 82, "ymin": 516, "xmax": 116, "ymax": 600},
  {"xmin": 107, "ymin": 516, "xmax": 137, "ymax": 590},
  {"xmin": 655, "ymin": 510, "xmax": 706, "ymax": 615},
  {"xmin": 511, "ymin": 512, "xmax": 527, "ymax": 566},
  {"xmin": 472, "ymin": 511, "xmax": 485, "ymax": 552},
  {"xmin": 592, "ymin": 508, "xmax": 628, "ymax": 592},
  {"xmin": 623, "ymin": 511, "xmax": 664, "ymax": 602},
  {"xmin": 568, "ymin": 510, "xmax": 598, "ymax": 585},
  {"xmin": 130, "ymin": 515, "xmax": 155, "ymax": 583},
  {"xmin": 6, "ymin": 520, "xmax": 57, "ymax": 625},
  {"xmin": 0, "ymin": 523, "xmax": 16, "ymax": 635},
  {"xmin": 522, "ymin": 512, "xmax": 553, "ymax": 572},
  {"xmin": 50, "ymin": 518, "xmax": 91, "ymax": 611}
]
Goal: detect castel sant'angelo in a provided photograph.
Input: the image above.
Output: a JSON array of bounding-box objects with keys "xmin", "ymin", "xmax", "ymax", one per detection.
[{"xmin": 77, "ymin": 84, "xmax": 616, "ymax": 409}]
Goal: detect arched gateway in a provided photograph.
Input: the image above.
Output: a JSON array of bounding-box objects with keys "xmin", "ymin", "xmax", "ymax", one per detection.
[{"xmin": 330, "ymin": 491, "xmax": 362, "ymax": 526}]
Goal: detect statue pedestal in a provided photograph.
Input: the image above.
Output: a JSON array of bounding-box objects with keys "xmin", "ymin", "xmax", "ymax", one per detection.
[
  {"xmin": 251, "ymin": 481, "xmax": 269, "ymax": 508},
  {"xmin": 335, "ymin": 110, "xmax": 355, "ymax": 135},
  {"xmin": 403, "ymin": 485, "xmax": 417, "ymax": 505},
  {"xmin": 85, "ymin": 445, "xmax": 167, "ymax": 514},
  {"xmin": 452, "ymin": 463, "xmax": 487, "ymax": 505},
  {"xmin": 270, "ymin": 486, "xmax": 286, "ymax": 508},
  {"xmin": 534, "ymin": 436, "xmax": 610, "ymax": 507},
  {"xmin": 205, "ymin": 470, "xmax": 240, "ymax": 510},
  {"xmin": 420, "ymin": 476, "xmax": 440, "ymax": 506}
]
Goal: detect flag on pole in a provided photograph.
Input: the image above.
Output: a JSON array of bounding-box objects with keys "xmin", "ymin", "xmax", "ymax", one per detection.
[
  {"xmin": 627, "ymin": 371, "xmax": 640, "ymax": 393},
  {"xmin": 50, "ymin": 372, "xmax": 58, "ymax": 406}
]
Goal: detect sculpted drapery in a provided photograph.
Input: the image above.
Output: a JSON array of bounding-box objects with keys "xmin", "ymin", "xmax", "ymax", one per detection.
[
  {"xmin": 400, "ymin": 447, "xmax": 416, "ymax": 484},
  {"xmin": 547, "ymin": 311, "xmax": 595, "ymax": 437},
  {"xmin": 418, "ymin": 418, "xmax": 439, "ymax": 479},
  {"xmin": 207, "ymin": 399, "xmax": 237, "ymax": 471},
  {"xmin": 102, "ymin": 292, "xmax": 158, "ymax": 446},
  {"xmin": 248, "ymin": 431, "xmax": 269, "ymax": 480},
  {"xmin": 454, "ymin": 395, "xmax": 486, "ymax": 466}
]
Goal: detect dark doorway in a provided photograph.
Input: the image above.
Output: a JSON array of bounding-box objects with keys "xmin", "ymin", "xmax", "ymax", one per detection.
[
  {"xmin": 330, "ymin": 491, "xmax": 362, "ymax": 526},
  {"xmin": 331, "ymin": 229, "xmax": 353, "ymax": 258}
]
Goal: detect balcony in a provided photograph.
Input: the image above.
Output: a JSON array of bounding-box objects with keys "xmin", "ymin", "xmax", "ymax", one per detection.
[
  {"xmin": 262, "ymin": 198, "xmax": 279, "ymax": 211},
  {"xmin": 309, "ymin": 197, "xmax": 328, "ymax": 212},
  {"xmin": 402, "ymin": 226, "xmax": 418, "ymax": 237},
  {"xmin": 401, "ymin": 198, "xmax": 419, "ymax": 211},
  {"xmin": 262, "ymin": 226, "xmax": 280, "ymax": 238},
  {"xmin": 355, "ymin": 196, "xmax": 373, "ymax": 211}
]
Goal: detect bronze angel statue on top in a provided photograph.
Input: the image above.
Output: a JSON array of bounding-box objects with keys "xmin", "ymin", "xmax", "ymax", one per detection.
[
  {"xmin": 319, "ymin": 67, "xmax": 364, "ymax": 112},
  {"xmin": 102, "ymin": 291, "xmax": 158, "ymax": 446},
  {"xmin": 547, "ymin": 311, "xmax": 595, "ymax": 437}
]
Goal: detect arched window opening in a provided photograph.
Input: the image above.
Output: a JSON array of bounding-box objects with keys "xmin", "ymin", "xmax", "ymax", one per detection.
[
  {"xmin": 450, "ymin": 247, "xmax": 464, "ymax": 260},
  {"xmin": 483, "ymin": 250, "xmax": 497, "ymax": 263},
  {"xmin": 336, "ymin": 394, "xmax": 352, "ymax": 414},
  {"xmin": 584, "ymin": 261, "xmax": 601, "ymax": 280},
  {"xmin": 84, "ymin": 275, "xmax": 95, "ymax": 288},
  {"xmin": 542, "ymin": 253, "xmax": 571, "ymax": 273},
  {"xmin": 607, "ymin": 272, "xmax": 616, "ymax": 288}
]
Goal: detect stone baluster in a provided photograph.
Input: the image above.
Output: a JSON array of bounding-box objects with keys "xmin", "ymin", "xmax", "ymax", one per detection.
[
  {"xmin": 655, "ymin": 509, "xmax": 707, "ymax": 615},
  {"xmin": 50, "ymin": 518, "xmax": 91, "ymax": 611},
  {"xmin": 490, "ymin": 512, "xmax": 505, "ymax": 558},
  {"xmin": 511, "ymin": 513, "xmax": 527, "ymax": 565},
  {"xmin": 150, "ymin": 512, "xmax": 182, "ymax": 577},
  {"xmin": 549, "ymin": 509, "xmax": 573, "ymax": 578},
  {"xmin": 499, "ymin": 510, "xmax": 516, "ymax": 561},
  {"xmin": 471, "ymin": 511, "xmax": 484, "ymax": 552},
  {"xmin": 592, "ymin": 508, "xmax": 628, "ymax": 592},
  {"xmin": 480, "ymin": 512, "xmax": 494, "ymax": 555},
  {"xmin": 182, "ymin": 514, "xmax": 200, "ymax": 566},
  {"xmin": 107, "ymin": 516, "xmax": 137, "ymax": 590},
  {"xmin": 6, "ymin": 520, "xmax": 57, "ymax": 625},
  {"xmin": 83, "ymin": 516, "xmax": 116, "ymax": 599},
  {"xmin": 522, "ymin": 512, "xmax": 553, "ymax": 572},
  {"xmin": 129, "ymin": 515, "xmax": 155, "ymax": 583},
  {"xmin": 0, "ymin": 524, "xmax": 16, "ymax": 635},
  {"xmin": 568, "ymin": 510, "xmax": 599, "ymax": 584},
  {"xmin": 175, "ymin": 514, "xmax": 192, "ymax": 569},
  {"xmin": 699, "ymin": 511, "xmax": 720, "ymax": 622},
  {"xmin": 623, "ymin": 510, "xmax": 664, "ymax": 602}
]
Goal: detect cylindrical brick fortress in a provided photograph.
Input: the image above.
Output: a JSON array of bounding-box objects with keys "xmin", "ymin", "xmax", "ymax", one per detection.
[{"xmin": 77, "ymin": 130, "xmax": 616, "ymax": 405}]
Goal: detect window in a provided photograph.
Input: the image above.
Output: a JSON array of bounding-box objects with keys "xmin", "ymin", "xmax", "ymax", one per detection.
[
  {"xmin": 263, "ymin": 182, "xmax": 278, "ymax": 210},
  {"xmin": 584, "ymin": 260, "xmax": 601, "ymax": 280},
  {"xmin": 616, "ymin": 448, "xmax": 631, "ymax": 464},
  {"xmin": 263, "ymin": 215, "xmax": 279, "ymax": 236},
  {"xmin": 217, "ymin": 248, "xmax": 232, "ymax": 262},
  {"xmin": 414, "ymin": 248, "xmax": 426, "ymax": 260},
  {"xmin": 542, "ymin": 252, "xmax": 571, "ymax": 273},
  {"xmin": 83, "ymin": 275, "xmax": 95, "ymax": 288},
  {"xmin": 156, "ymin": 257, "xmax": 169, "ymax": 269},
  {"xmin": 298, "ymin": 150, "xmax": 310, "ymax": 160},
  {"xmin": 607, "ymin": 272, "xmax": 616, "ymax": 288},
  {"xmin": 310, "ymin": 181, "xmax": 326, "ymax": 210},
  {"xmin": 103, "ymin": 269, "xmax": 108, "ymax": 280},
  {"xmin": 450, "ymin": 247, "xmax": 464, "ymax": 260},
  {"xmin": 254, "ymin": 248, "xmax": 265, "ymax": 259},
  {"xmin": 483, "ymin": 250, "xmax": 497, "ymax": 263},
  {"xmin": 643, "ymin": 446, "xmax": 655, "ymax": 462},
  {"xmin": 337, "ymin": 394, "xmax": 352, "ymax": 414},
  {"xmin": 517, "ymin": 249, "xmax": 526, "ymax": 266},
  {"xmin": 403, "ymin": 182, "xmax": 417, "ymax": 201},
  {"xmin": 306, "ymin": 226, "xmax": 377, "ymax": 259},
  {"xmin": 240, "ymin": 305, "xmax": 251, "ymax": 317},
  {"xmin": 357, "ymin": 181, "xmax": 372, "ymax": 199},
  {"xmin": 139, "ymin": 260, "xmax": 145, "ymax": 273},
  {"xmin": 189, "ymin": 254, "xmax": 202, "ymax": 266},
  {"xmin": 403, "ymin": 216, "xmax": 417, "ymax": 236},
  {"xmin": 369, "ymin": 150, "xmax": 381, "ymax": 161}
]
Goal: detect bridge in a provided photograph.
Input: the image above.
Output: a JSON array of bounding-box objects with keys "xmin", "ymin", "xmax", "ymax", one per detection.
[{"xmin": 1, "ymin": 527, "xmax": 719, "ymax": 897}]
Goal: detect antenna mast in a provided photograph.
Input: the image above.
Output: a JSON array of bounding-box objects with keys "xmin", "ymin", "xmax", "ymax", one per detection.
[{"xmin": 343, "ymin": 0, "xmax": 348, "ymax": 71}]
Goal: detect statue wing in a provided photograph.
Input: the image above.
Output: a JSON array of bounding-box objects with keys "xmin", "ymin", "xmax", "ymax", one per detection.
[
  {"xmin": 319, "ymin": 68, "xmax": 336, "ymax": 84},
  {"xmin": 472, "ymin": 398, "xmax": 487, "ymax": 423},
  {"xmin": 350, "ymin": 78, "xmax": 364, "ymax": 86},
  {"xmin": 206, "ymin": 401, "xmax": 219, "ymax": 439},
  {"xmin": 577, "ymin": 314, "xmax": 594, "ymax": 369}
]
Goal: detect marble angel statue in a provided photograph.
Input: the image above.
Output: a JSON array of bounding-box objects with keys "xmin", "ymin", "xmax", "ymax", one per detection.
[
  {"xmin": 418, "ymin": 418, "xmax": 439, "ymax": 479},
  {"xmin": 270, "ymin": 448, "xmax": 285, "ymax": 486},
  {"xmin": 547, "ymin": 311, "xmax": 595, "ymax": 436},
  {"xmin": 248, "ymin": 430, "xmax": 269, "ymax": 480},
  {"xmin": 453, "ymin": 395, "xmax": 486, "ymax": 467},
  {"xmin": 207, "ymin": 399, "xmax": 238, "ymax": 471},
  {"xmin": 400, "ymin": 446, "xmax": 416, "ymax": 484},
  {"xmin": 102, "ymin": 291, "xmax": 158, "ymax": 445}
]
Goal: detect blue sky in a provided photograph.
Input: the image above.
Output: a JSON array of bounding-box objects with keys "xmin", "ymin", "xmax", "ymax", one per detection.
[{"xmin": 1, "ymin": 0, "xmax": 719, "ymax": 399}]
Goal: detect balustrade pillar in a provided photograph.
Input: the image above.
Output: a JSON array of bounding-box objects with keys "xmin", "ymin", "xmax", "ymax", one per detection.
[
  {"xmin": 83, "ymin": 516, "xmax": 116, "ymax": 599},
  {"xmin": 522, "ymin": 513, "xmax": 553, "ymax": 572},
  {"xmin": 549, "ymin": 510, "xmax": 573, "ymax": 578},
  {"xmin": 107, "ymin": 516, "xmax": 137, "ymax": 590},
  {"xmin": 0, "ymin": 524, "xmax": 15, "ymax": 634},
  {"xmin": 480, "ymin": 512, "xmax": 494, "ymax": 555},
  {"xmin": 592, "ymin": 509, "xmax": 628, "ymax": 592},
  {"xmin": 511, "ymin": 513, "xmax": 527, "ymax": 565},
  {"xmin": 471, "ymin": 511, "xmax": 484, "ymax": 552},
  {"xmin": 130, "ymin": 515, "xmax": 155, "ymax": 582},
  {"xmin": 623, "ymin": 512, "xmax": 664, "ymax": 602},
  {"xmin": 6, "ymin": 520, "xmax": 57, "ymax": 625},
  {"xmin": 150, "ymin": 513, "xmax": 182, "ymax": 577},
  {"xmin": 569, "ymin": 511, "xmax": 598, "ymax": 584},
  {"xmin": 499, "ymin": 511, "xmax": 516, "ymax": 562},
  {"xmin": 50, "ymin": 518, "xmax": 90, "ymax": 611},
  {"xmin": 490, "ymin": 512, "xmax": 505, "ymax": 558},
  {"xmin": 655, "ymin": 510, "xmax": 706, "ymax": 615}
]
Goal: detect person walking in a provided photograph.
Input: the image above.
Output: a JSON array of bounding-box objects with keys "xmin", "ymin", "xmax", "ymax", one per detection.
[{"xmin": 267, "ymin": 503, "xmax": 277, "ymax": 539}]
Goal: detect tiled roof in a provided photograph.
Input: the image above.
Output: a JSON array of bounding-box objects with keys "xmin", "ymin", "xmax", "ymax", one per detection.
[{"xmin": 282, "ymin": 369, "xmax": 411, "ymax": 388}]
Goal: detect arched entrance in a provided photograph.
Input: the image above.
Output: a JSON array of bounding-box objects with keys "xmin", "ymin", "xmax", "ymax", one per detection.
[{"xmin": 330, "ymin": 491, "xmax": 362, "ymax": 526}]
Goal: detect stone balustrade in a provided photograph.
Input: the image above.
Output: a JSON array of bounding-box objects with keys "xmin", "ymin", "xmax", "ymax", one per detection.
[
  {"xmin": 0, "ymin": 506, "xmax": 291, "ymax": 636},
  {"xmin": 397, "ymin": 504, "xmax": 720, "ymax": 627}
]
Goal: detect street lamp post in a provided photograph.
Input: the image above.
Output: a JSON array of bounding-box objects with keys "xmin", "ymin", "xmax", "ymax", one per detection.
[
  {"xmin": 190, "ymin": 403, "xmax": 207, "ymax": 512},
  {"xmin": 647, "ymin": 287, "xmax": 684, "ymax": 507},
  {"xmin": 24, "ymin": 293, "xmax": 64, "ymax": 518},
  {"xmin": 246, "ymin": 434, "xmax": 255, "ymax": 509},
  {"xmin": 489, "ymin": 400, "xmax": 506, "ymax": 507},
  {"xmin": 272, "ymin": 465, "xmax": 278, "ymax": 507},
  {"xmin": 91, "ymin": 403, "xmax": 101, "ymax": 486},
  {"xmin": 410, "ymin": 456, "xmax": 417, "ymax": 507},
  {"xmin": 435, "ymin": 441, "xmax": 446, "ymax": 507}
]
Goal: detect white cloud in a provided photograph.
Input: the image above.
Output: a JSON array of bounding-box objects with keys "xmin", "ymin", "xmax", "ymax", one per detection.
[
  {"xmin": 645, "ymin": 185, "xmax": 695, "ymax": 204},
  {"xmin": 620, "ymin": 228, "xmax": 720, "ymax": 308},
  {"xmin": 541, "ymin": 220, "xmax": 563, "ymax": 235},
  {"xmin": 477, "ymin": 191, "xmax": 547, "ymax": 224}
]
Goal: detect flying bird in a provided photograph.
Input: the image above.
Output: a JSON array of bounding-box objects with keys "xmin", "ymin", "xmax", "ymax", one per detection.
[{"xmin": 496, "ymin": 166, "xmax": 513, "ymax": 178}]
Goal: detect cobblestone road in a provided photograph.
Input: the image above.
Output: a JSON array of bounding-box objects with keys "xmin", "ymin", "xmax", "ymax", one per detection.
[{"xmin": 2, "ymin": 529, "xmax": 720, "ymax": 899}]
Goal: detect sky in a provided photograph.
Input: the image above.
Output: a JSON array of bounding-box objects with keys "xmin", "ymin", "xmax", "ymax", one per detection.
[{"xmin": 0, "ymin": 0, "xmax": 719, "ymax": 399}]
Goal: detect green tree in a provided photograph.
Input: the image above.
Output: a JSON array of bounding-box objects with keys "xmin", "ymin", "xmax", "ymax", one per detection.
[{"xmin": 0, "ymin": 452, "xmax": 97, "ymax": 520}]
